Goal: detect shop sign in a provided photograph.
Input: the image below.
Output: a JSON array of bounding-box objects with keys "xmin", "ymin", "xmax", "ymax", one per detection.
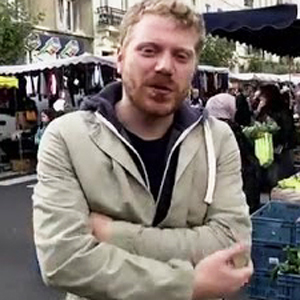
[{"xmin": 30, "ymin": 34, "xmax": 84, "ymax": 63}]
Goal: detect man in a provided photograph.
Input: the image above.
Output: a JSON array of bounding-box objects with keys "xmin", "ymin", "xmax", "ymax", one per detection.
[
  {"xmin": 189, "ymin": 88, "xmax": 203, "ymax": 108},
  {"xmin": 33, "ymin": 1, "xmax": 253, "ymax": 300}
]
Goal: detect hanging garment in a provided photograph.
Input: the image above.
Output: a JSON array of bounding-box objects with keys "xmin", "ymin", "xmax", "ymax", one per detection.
[
  {"xmin": 25, "ymin": 76, "xmax": 33, "ymax": 95},
  {"xmin": 98, "ymin": 65, "xmax": 104, "ymax": 88},
  {"xmin": 32, "ymin": 76, "xmax": 38, "ymax": 96},
  {"xmin": 49, "ymin": 73, "xmax": 57, "ymax": 96},
  {"xmin": 202, "ymin": 72, "xmax": 208, "ymax": 92},
  {"xmin": 214, "ymin": 73, "xmax": 218, "ymax": 90},
  {"xmin": 40, "ymin": 73, "xmax": 48, "ymax": 97}
]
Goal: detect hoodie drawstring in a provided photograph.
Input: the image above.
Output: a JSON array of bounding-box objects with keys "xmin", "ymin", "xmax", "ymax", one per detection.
[{"xmin": 203, "ymin": 120, "xmax": 216, "ymax": 205}]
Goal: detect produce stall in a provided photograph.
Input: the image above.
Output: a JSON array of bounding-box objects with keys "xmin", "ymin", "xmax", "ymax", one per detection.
[
  {"xmin": 248, "ymin": 200, "xmax": 300, "ymax": 299},
  {"xmin": 0, "ymin": 76, "xmax": 20, "ymax": 172},
  {"xmin": 271, "ymin": 173, "xmax": 300, "ymax": 202}
]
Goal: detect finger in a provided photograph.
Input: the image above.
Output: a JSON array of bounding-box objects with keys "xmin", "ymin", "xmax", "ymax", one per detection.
[
  {"xmin": 231, "ymin": 263, "xmax": 254, "ymax": 283},
  {"xmin": 219, "ymin": 243, "xmax": 250, "ymax": 261},
  {"xmin": 89, "ymin": 212, "xmax": 98, "ymax": 218}
]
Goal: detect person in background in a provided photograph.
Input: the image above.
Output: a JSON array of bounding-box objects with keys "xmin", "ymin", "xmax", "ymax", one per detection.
[
  {"xmin": 33, "ymin": 1, "xmax": 252, "ymax": 300},
  {"xmin": 255, "ymin": 84, "xmax": 295, "ymax": 189},
  {"xmin": 34, "ymin": 108, "xmax": 56, "ymax": 146},
  {"xmin": 190, "ymin": 87, "xmax": 203, "ymax": 107},
  {"xmin": 235, "ymin": 85, "xmax": 253, "ymax": 127},
  {"xmin": 294, "ymin": 87, "xmax": 300, "ymax": 116},
  {"xmin": 206, "ymin": 93, "xmax": 261, "ymax": 213}
]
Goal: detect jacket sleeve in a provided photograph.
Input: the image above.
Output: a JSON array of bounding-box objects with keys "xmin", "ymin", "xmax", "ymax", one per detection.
[
  {"xmin": 109, "ymin": 124, "xmax": 252, "ymax": 267},
  {"xmin": 33, "ymin": 120, "xmax": 194, "ymax": 300}
]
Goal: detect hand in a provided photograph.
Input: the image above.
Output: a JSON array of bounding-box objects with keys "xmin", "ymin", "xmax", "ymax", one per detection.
[
  {"xmin": 256, "ymin": 97, "xmax": 266, "ymax": 113},
  {"xmin": 192, "ymin": 243, "xmax": 253, "ymax": 300},
  {"xmin": 89, "ymin": 212, "xmax": 113, "ymax": 242}
]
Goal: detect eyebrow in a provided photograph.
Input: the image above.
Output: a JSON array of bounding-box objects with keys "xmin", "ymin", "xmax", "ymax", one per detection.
[{"xmin": 136, "ymin": 42, "xmax": 195, "ymax": 55}]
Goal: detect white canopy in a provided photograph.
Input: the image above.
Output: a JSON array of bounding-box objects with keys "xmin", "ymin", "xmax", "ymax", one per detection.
[
  {"xmin": 0, "ymin": 53, "xmax": 115, "ymax": 76},
  {"xmin": 197, "ymin": 65, "xmax": 229, "ymax": 74},
  {"xmin": 229, "ymin": 72, "xmax": 300, "ymax": 85},
  {"xmin": 229, "ymin": 72, "xmax": 281, "ymax": 82}
]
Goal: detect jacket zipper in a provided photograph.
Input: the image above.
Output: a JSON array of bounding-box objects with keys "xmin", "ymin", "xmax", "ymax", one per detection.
[
  {"xmin": 95, "ymin": 112, "xmax": 151, "ymax": 190},
  {"xmin": 96, "ymin": 112, "xmax": 204, "ymax": 207},
  {"xmin": 156, "ymin": 115, "xmax": 203, "ymax": 209}
]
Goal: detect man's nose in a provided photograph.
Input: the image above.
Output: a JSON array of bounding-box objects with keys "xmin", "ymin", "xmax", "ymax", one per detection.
[{"xmin": 155, "ymin": 52, "xmax": 174, "ymax": 75}]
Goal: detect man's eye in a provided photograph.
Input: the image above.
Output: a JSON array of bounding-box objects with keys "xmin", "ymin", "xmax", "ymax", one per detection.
[
  {"xmin": 176, "ymin": 53, "xmax": 189, "ymax": 62},
  {"xmin": 140, "ymin": 48, "xmax": 156, "ymax": 56}
]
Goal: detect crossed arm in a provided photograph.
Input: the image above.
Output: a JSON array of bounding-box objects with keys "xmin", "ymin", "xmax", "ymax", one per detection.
[
  {"xmin": 90, "ymin": 129, "xmax": 252, "ymax": 266},
  {"xmin": 33, "ymin": 119, "xmax": 251, "ymax": 300}
]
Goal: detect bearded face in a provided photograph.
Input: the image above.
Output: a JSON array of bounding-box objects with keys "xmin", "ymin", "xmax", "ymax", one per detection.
[{"xmin": 117, "ymin": 14, "xmax": 198, "ymax": 118}]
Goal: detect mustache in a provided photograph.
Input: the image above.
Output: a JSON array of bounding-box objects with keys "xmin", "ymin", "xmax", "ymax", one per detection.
[{"xmin": 144, "ymin": 77, "xmax": 176, "ymax": 88}]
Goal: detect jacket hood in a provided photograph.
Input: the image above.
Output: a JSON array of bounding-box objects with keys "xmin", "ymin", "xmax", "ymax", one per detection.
[{"xmin": 80, "ymin": 81, "xmax": 208, "ymax": 132}]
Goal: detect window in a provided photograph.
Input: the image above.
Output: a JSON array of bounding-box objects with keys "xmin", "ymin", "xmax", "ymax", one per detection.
[
  {"xmin": 121, "ymin": 0, "xmax": 128, "ymax": 10},
  {"xmin": 57, "ymin": 0, "xmax": 79, "ymax": 32},
  {"xmin": 58, "ymin": 0, "xmax": 64, "ymax": 26}
]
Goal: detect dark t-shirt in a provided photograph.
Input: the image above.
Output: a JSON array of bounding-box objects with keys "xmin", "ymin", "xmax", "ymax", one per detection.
[{"xmin": 125, "ymin": 129, "xmax": 171, "ymax": 201}]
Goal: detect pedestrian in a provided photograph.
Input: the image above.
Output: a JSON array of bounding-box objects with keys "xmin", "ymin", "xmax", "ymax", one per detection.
[
  {"xmin": 255, "ymin": 84, "xmax": 295, "ymax": 190},
  {"xmin": 34, "ymin": 108, "xmax": 56, "ymax": 146},
  {"xmin": 235, "ymin": 85, "xmax": 253, "ymax": 127},
  {"xmin": 206, "ymin": 93, "xmax": 261, "ymax": 213},
  {"xmin": 33, "ymin": 1, "xmax": 253, "ymax": 300},
  {"xmin": 190, "ymin": 88, "xmax": 203, "ymax": 108}
]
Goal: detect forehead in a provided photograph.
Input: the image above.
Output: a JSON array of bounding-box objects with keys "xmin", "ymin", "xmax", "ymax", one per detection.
[{"xmin": 128, "ymin": 14, "xmax": 198, "ymax": 51}]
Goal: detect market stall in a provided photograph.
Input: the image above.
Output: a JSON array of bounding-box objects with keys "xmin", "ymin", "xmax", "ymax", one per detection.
[
  {"xmin": 229, "ymin": 72, "xmax": 300, "ymax": 85},
  {"xmin": 203, "ymin": 4, "xmax": 300, "ymax": 57},
  {"xmin": 0, "ymin": 54, "xmax": 116, "ymax": 174},
  {"xmin": 0, "ymin": 76, "xmax": 20, "ymax": 172},
  {"xmin": 204, "ymin": 6, "xmax": 300, "ymax": 300},
  {"xmin": 193, "ymin": 65, "xmax": 229, "ymax": 102}
]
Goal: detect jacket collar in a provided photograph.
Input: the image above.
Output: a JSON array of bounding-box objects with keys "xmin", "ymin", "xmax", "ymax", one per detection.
[{"xmin": 80, "ymin": 81, "xmax": 208, "ymax": 134}]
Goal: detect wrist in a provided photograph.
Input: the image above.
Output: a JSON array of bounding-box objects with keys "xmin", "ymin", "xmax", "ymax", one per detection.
[
  {"xmin": 110, "ymin": 221, "xmax": 142, "ymax": 252},
  {"xmin": 191, "ymin": 272, "xmax": 208, "ymax": 300}
]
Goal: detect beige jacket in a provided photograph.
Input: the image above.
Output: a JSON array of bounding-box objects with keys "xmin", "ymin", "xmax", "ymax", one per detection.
[{"xmin": 33, "ymin": 108, "xmax": 251, "ymax": 300}]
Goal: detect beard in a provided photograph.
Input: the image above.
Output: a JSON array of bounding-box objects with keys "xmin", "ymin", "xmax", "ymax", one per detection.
[{"xmin": 122, "ymin": 72, "xmax": 190, "ymax": 118}]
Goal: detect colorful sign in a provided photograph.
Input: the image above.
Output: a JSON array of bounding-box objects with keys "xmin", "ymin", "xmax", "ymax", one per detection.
[
  {"xmin": 30, "ymin": 34, "xmax": 84, "ymax": 63},
  {"xmin": 60, "ymin": 40, "xmax": 80, "ymax": 58}
]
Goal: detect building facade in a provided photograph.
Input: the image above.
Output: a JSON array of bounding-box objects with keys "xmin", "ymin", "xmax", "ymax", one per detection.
[
  {"xmin": 252, "ymin": 0, "xmax": 295, "ymax": 8},
  {"xmin": 25, "ymin": 0, "xmax": 94, "ymax": 62},
  {"xmin": 94, "ymin": 0, "xmax": 246, "ymax": 56},
  {"xmin": 21, "ymin": 0, "xmax": 300, "ymax": 61}
]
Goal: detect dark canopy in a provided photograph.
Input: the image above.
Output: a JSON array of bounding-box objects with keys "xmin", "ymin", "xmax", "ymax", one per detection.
[{"xmin": 203, "ymin": 4, "xmax": 300, "ymax": 57}]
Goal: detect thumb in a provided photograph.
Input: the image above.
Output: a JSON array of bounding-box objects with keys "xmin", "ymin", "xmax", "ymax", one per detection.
[{"xmin": 218, "ymin": 243, "xmax": 250, "ymax": 261}]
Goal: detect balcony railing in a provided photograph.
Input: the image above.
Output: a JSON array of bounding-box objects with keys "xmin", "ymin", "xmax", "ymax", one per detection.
[{"xmin": 97, "ymin": 6, "xmax": 126, "ymax": 27}]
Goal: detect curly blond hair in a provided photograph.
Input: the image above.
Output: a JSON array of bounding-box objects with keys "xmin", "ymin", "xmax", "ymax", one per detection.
[{"xmin": 119, "ymin": 0, "xmax": 205, "ymax": 55}]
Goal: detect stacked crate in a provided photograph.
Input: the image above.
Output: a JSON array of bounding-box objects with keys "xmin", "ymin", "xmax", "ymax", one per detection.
[{"xmin": 248, "ymin": 201, "xmax": 300, "ymax": 300}]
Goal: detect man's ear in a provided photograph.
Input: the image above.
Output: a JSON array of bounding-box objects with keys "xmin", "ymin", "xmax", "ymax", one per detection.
[{"xmin": 116, "ymin": 47, "xmax": 123, "ymax": 75}]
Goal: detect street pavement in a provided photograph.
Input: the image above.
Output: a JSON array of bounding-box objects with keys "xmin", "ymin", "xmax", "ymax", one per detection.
[{"xmin": 0, "ymin": 176, "xmax": 64, "ymax": 300}]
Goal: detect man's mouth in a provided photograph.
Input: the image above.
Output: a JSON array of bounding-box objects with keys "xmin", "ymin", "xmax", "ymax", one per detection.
[{"xmin": 149, "ymin": 84, "xmax": 173, "ymax": 93}]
